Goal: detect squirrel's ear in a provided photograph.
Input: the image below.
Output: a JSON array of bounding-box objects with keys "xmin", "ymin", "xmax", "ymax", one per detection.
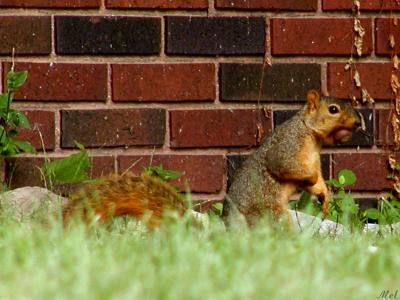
[{"xmin": 306, "ymin": 90, "xmax": 321, "ymax": 112}]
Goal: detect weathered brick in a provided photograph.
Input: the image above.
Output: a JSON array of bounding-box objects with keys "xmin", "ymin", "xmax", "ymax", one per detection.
[
  {"xmin": 220, "ymin": 63, "xmax": 321, "ymax": 102},
  {"xmin": 376, "ymin": 109, "xmax": 394, "ymax": 146},
  {"xmin": 332, "ymin": 153, "xmax": 391, "ymax": 191},
  {"xmin": 271, "ymin": 18, "xmax": 373, "ymax": 56},
  {"xmin": 323, "ymin": 0, "xmax": 400, "ymax": 11},
  {"xmin": 17, "ymin": 111, "xmax": 55, "ymax": 150},
  {"xmin": 106, "ymin": 0, "xmax": 208, "ymax": 9},
  {"xmin": 61, "ymin": 109, "xmax": 165, "ymax": 148},
  {"xmin": 7, "ymin": 156, "xmax": 115, "ymax": 189},
  {"xmin": 166, "ymin": 16, "xmax": 265, "ymax": 55},
  {"xmin": 118, "ymin": 155, "xmax": 225, "ymax": 193},
  {"xmin": 170, "ymin": 109, "xmax": 272, "ymax": 148},
  {"xmin": 226, "ymin": 153, "xmax": 330, "ymax": 189},
  {"xmin": 0, "ymin": 16, "xmax": 51, "ymax": 55},
  {"xmin": 89, "ymin": 156, "xmax": 116, "ymax": 178},
  {"xmin": 327, "ymin": 62, "xmax": 397, "ymax": 100},
  {"xmin": 274, "ymin": 108, "xmax": 374, "ymax": 146},
  {"xmin": 56, "ymin": 16, "xmax": 161, "ymax": 55},
  {"xmin": 0, "ymin": 0, "xmax": 99, "ymax": 7},
  {"xmin": 216, "ymin": 0, "xmax": 317, "ymax": 10},
  {"xmin": 375, "ymin": 18, "xmax": 400, "ymax": 55},
  {"xmin": 3, "ymin": 62, "xmax": 107, "ymax": 101},
  {"xmin": 112, "ymin": 64, "xmax": 215, "ymax": 102}
]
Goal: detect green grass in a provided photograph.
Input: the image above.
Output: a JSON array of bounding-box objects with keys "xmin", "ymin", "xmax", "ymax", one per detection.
[{"xmin": 0, "ymin": 212, "xmax": 399, "ymax": 300}]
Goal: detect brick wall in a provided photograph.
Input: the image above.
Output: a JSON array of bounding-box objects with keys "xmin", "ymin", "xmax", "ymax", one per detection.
[{"xmin": 1, "ymin": 0, "xmax": 398, "ymax": 208}]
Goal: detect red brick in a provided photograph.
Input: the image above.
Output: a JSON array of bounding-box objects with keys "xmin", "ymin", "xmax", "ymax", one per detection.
[
  {"xmin": 327, "ymin": 62, "xmax": 397, "ymax": 100},
  {"xmin": 332, "ymin": 153, "xmax": 392, "ymax": 191},
  {"xmin": 118, "ymin": 155, "xmax": 225, "ymax": 193},
  {"xmin": 18, "ymin": 110, "xmax": 55, "ymax": 150},
  {"xmin": 0, "ymin": 0, "xmax": 99, "ymax": 8},
  {"xmin": 106, "ymin": 0, "xmax": 207, "ymax": 9},
  {"xmin": 271, "ymin": 18, "xmax": 373, "ymax": 56},
  {"xmin": 3, "ymin": 63, "xmax": 107, "ymax": 101},
  {"xmin": 216, "ymin": 0, "xmax": 317, "ymax": 10},
  {"xmin": 90, "ymin": 156, "xmax": 116, "ymax": 178},
  {"xmin": 0, "ymin": 16, "xmax": 51, "ymax": 55},
  {"xmin": 61, "ymin": 109, "xmax": 165, "ymax": 148},
  {"xmin": 376, "ymin": 109, "xmax": 394, "ymax": 146},
  {"xmin": 375, "ymin": 18, "xmax": 400, "ymax": 55},
  {"xmin": 170, "ymin": 109, "xmax": 272, "ymax": 148},
  {"xmin": 112, "ymin": 64, "xmax": 215, "ymax": 102},
  {"xmin": 323, "ymin": 0, "xmax": 400, "ymax": 11},
  {"xmin": 7, "ymin": 155, "xmax": 115, "ymax": 189}
]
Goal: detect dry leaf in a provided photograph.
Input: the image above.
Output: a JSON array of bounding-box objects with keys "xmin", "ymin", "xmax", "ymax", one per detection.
[
  {"xmin": 256, "ymin": 123, "xmax": 264, "ymax": 144},
  {"xmin": 354, "ymin": 0, "xmax": 360, "ymax": 13},
  {"xmin": 354, "ymin": 19, "xmax": 365, "ymax": 56},
  {"xmin": 361, "ymin": 88, "xmax": 375, "ymax": 104},
  {"xmin": 265, "ymin": 56, "xmax": 272, "ymax": 67},
  {"xmin": 391, "ymin": 113, "xmax": 400, "ymax": 148},
  {"xmin": 262, "ymin": 107, "xmax": 270, "ymax": 118},
  {"xmin": 389, "ymin": 34, "xmax": 396, "ymax": 49},
  {"xmin": 394, "ymin": 181, "xmax": 400, "ymax": 194},
  {"xmin": 396, "ymin": 96, "xmax": 400, "ymax": 115},
  {"xmin": 389, "ymin": 154, "xmax": 397, "ymax": 170},
  {"xmin": 394, "ymin": 17, "xmax": 399, "ymax": 26},
  {"xmin": 392, "ymin": 73, "xmax": 400, "ymax": 95},
  {"xmin": 391, "ymin": 114, "xmax": 400, "ymax": 149},
  {"xmin": 354, "ymin": 70, "xmax": 361, "ymax": 87},
  {"xmin": 394, "ymin": 55, "xmax": 399, "ymax": 70},
  {"xmin": 351, "ymin": 95, "xmax": 358, "ymax": 106},
  {"xmin": 344, "ymin": 63, "xmax": 351, "ymax": 71}
]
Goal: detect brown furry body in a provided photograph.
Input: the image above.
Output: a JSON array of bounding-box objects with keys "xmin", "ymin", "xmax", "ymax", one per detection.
[
  {"xmin": 63, "ymin": 173, "xmax": 186, "ymax": 227},
  {"xmin": 222, "ymin": 91, "xmax": 361, "ymax": 226}
]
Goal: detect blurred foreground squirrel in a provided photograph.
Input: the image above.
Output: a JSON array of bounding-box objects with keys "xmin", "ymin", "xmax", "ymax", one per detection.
[{"xmin": 63, "ymin": 90, "xmax": 362, "ymax": 227}]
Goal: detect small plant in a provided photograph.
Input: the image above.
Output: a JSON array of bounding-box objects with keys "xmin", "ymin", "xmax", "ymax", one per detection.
[
  {"xmin": 364, "ymin": 193, "xmax": 400, "ymax": 225},
  {"xmin": 0, "ymin": 68, "xmax": 35, "ymax": 157},
  {"xmin": 326, "ymin": 169, "xmax": 363, "ymax": 230},
  {"xmin": 292, "ymin": 169, "xmax": 362, "ymax": 230},
  {"xmin": 41, "ymin": 142, "xmax": 91, "ymax": 187},
  {"xmin": 143, "ymin": 165, "xmax": 182, "ymax": 182}
]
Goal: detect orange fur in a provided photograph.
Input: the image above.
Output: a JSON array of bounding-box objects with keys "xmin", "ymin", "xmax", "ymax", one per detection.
[{"xmin": 62, "ymin": 172, "xmax": 187, "ymax": 227}]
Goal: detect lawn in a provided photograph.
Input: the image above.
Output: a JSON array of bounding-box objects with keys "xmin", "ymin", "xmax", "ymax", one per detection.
[{"xmin": 0, "ymin": 212, "xmax": 398, "ymax": 300}]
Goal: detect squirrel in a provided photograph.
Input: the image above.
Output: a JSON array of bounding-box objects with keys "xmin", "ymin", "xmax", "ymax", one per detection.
[
  {"xmin": 62, "ymin": 90, "xmax": 361, "ymax": 228},
  {"xmin": 222, "ymin": 90, "xmax": 362, "ymax": 227},
  {"xmin": 62, "ymin": 172, "xmax": 187, "ymax": 228}
]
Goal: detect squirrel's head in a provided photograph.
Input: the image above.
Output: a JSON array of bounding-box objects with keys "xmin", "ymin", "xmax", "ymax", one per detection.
[{"xmin": 304, "ymin": 90, "xmax": 362, "ymax": 145}]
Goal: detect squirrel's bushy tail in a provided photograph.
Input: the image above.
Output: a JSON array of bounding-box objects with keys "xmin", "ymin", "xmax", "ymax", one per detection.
[{"xmin": 62, "ymin": 172, "xmax": 187, "ymax": 227}]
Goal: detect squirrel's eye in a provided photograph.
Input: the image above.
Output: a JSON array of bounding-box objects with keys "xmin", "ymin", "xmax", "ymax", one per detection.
[{"xmin": 328, "ymin": 105, "xmax": 339, "ymax": 114}]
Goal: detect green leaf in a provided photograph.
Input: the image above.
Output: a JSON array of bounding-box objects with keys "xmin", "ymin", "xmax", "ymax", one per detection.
[
  {"xmin": 339, "ymin": 174, "xmax": 345, "ymax": 185},
  {"xmin": 0, "ymin": 93, "xmax": 10, "ymax": 110},
  {"xmin": 9, "ymin": 110, "xmax": 31, "ymax": 129},
  {"xmin": 14, "ymin": 140, "xmax": 36, "ymax": 154},
  {"xmin": 340, "ymin": 194, "xmax": 358, "ymax": 214},
  {"xmin": 212, "ymin": 202, "xmax": 223, "ymax": 215},
  {"xmin": 296, "ymin": 191, "xmax": 312, "ymax": 209},
  {"xmin": 143, "ymin": 165, "xmax": 182, "ymax": 182},
  {"xmin": 7, "ymin": 70, "xmax": 28, "ymax": 89},
  {"xmin": 42, "ymin": 145, "xmax": 91, "ymax": 184},
  {"xmin": 364, "ymin": 208, "xmax": 380, "ymax": 220},
  {"xmin": 326, "ymin": 178, "xmax": 342, "ymax": 188},
  {"xmin": 338, "ymin": 169, "xmax": 357, "ymax": 186},
  {"xmin": 7, "ymin": 129, "xmax": 18, "ymax": 138},
  {"xmin": 0, "ymin": 137, "xmax": 17, "ymax": 157}
]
